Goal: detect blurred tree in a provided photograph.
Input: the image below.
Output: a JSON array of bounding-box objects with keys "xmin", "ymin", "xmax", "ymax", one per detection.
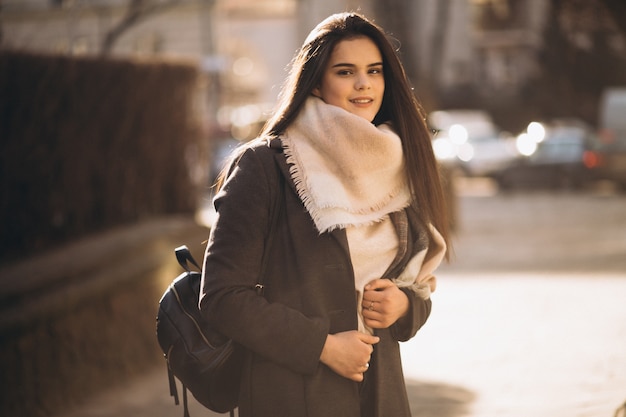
[
  {"xmin": 101, "ymin": 0, "xmax": 187, "ymax": 54},
  {"xmin": 601, "ymin": 0, "xmax": 626, "ymax": 35},
  {"xmin": 531, "ymin": 0, "xmax": 626, "ymax": 125},
  {"xmin": 371, "ymin": 0, "xmax": 416, "ymax": 79},
  {"xmin": 371, "ymin": 0, "xmax": 448, "ymax": 111},
  {"xmin": 429, "ymin": 0, "xmax": 451, "ymax": 95},
  {"xmin": 0, "ymin": 1, "xmax": 4, "ymax": 46},
  {"xmin": 370, "ymin": 0, "xmax": 626, "ymax": 129}
]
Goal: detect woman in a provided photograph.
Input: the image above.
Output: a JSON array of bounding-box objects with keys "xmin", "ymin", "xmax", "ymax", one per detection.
[{"xmin": 200, "ymin": 12, "xmax": 450, "ymax": 417}]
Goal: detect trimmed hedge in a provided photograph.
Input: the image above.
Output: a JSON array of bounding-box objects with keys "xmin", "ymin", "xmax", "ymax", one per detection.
[{"xmin": 0, "ymin": 50, "xmax": 209, "ymax": 264}]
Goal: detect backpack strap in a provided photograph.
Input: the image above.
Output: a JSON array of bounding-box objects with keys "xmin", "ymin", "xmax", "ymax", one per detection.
[
  {"xmin": 168, "ymin": 247, "xmax": 200, "ymax": 417},
  {"xmin": 175, "ymin": 245, "xmax": 200, "ymax": 273},
  {"xmin": 254, "ymin": 143, "xmax": 285, "ymax": 296},
  {"xmin": 182, "ymin": 386, "xmax": 190, "ymax": 417},
  {"xmin": 166, "ymin": 352, "xmax": 180, "ymax": 405}
]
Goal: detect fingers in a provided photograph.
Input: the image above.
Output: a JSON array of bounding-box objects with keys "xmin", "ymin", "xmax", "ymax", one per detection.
[
  {"xmin": 320, "ymin": 331, "xmax": 378, "ymax": 382},
  {"xmin": 361, "ymin": 297, "xmax": 384, "ymax": 329},
  {"xmin": 357, "ymin": 332, "xmax": 380, "ymax": 346},
  {"xmin": 361, "ymin": 292, "xmax": 384, "ymax": 316},
  {"xmin": 364, "ymin": 278, "xmax": 394, "ymax": 292},
  {"xmin": 361, "ymin": 280, "xmax": 386, "ymax": 316},
  {"xmin": 362, "ymin": 280, "xmax": 410, "ymax": 329},
  {"xmin": 347, "ymin": 333, "xmax": 377, "ymax": 381},
  {"xmin": 362, "ymin": 299, "xmax": 377, "ymax": 312},
  {"xmin": 362, "ymin": 279, "xmax": 394, "ymax": 309},
  {"xmin": 349, "ymin": 359, "xmax": 372, "ymax": 382},
  {"xmin": 350, "ymin": 362, "xmax": 371, "ymax": 382}
]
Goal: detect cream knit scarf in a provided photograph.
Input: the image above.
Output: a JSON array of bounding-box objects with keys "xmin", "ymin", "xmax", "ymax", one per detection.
[{"xmin": 282, "ymin": 96, "xmax": 411, "ymax": 234}]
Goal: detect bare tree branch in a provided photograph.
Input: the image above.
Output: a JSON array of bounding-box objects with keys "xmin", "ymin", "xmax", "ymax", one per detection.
[
  {"xmin": 100, "ymin": 0, "xmax": 183, "ymax": 55},
  {"xmin": 0, "ymin": 2, "xmax": 4, "ymax": 46},
  {"xmin": 600, "ymin": 0, "xmax": 626, "ymax": 35}
]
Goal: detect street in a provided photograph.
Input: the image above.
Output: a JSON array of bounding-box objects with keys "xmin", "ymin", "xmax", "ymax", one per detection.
[
  {"xmin": 60, "ymin": 183, "xmax": 626, "ymax": 417},
  {"xmin": 401, "ymin": 180, "xmax": 626, "ymax": 417},
  {"xmin": 402, "ymin": 273, "xmax": 626, "ymax": 417},
  {"xmin": 442, "ymin": 178, "xmax": 626, "ymax": 275}
]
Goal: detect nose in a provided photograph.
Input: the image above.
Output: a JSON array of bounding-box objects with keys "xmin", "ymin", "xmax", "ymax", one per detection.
[{"xmin": 355, "ymin": 73, "xmax": 371, "ymax": 90}]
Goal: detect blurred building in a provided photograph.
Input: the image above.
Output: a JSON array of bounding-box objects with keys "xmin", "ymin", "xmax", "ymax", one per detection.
[{"xmin": 2, "ymin": 0, "xmax": 550, "ymax": 123}]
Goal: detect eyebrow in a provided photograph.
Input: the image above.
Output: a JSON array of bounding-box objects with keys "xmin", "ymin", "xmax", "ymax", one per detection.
[{"xmin": 331, "ymin": 62, "xmax": 383, "ymax": 68}]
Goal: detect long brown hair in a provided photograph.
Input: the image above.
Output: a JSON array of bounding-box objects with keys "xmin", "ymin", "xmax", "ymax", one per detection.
[{"xmin": 223, "ymin": 12, "xmax": 450, "ymax": 255}]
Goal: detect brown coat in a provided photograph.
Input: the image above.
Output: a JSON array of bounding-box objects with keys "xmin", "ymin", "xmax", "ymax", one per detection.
[{"xmin": 200, "ymin": 139, "xmax": 432, "ymax": 417}]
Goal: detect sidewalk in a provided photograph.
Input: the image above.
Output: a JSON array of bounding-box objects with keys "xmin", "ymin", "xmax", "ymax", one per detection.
[
  {"xmin": 60, "ymin": 191, "xmax": 626, "ymax": 417},
  {"xmin": 401, "ymin": 271, "xmax": 626, "ymax": 417},
  {"xmin": 60, "ymin": 270, "xmax": 626, "ymax": 417}
]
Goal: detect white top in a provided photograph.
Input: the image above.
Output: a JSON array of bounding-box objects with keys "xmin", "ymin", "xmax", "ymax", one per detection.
[{"xmin": 346, "ymin": 215, "xmax": 398, "ymax": 334}]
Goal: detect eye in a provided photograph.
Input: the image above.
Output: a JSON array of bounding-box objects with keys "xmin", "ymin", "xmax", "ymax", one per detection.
[
  {"xmin": 369, "ymin": 67, "xmax": 383, "ymax": 75},
  {"xmin": 336, "ymin": 69, "xmax": 353, "ymax": 76}
]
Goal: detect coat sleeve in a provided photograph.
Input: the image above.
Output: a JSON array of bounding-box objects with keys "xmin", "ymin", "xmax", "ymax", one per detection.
[
  {"xmin": 390, "ymin": 289, "xmax": 432, "ymax": 341},
  {"xmin": 389, "ymin": 222, "xmax": 445, "ymax": 341},
  {"xmin": 199, "ymin": 145, "xmax": 329, "ymax": 375}
]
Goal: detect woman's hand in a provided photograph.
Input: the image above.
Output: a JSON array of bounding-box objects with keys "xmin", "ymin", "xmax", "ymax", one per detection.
[
  {"xmin": 362, "ymin": 279, "xmax": 409, "ymax": 329},
  {"xmin": 320, "ymin": 331, "xmax": 379, "ymax": 382}
]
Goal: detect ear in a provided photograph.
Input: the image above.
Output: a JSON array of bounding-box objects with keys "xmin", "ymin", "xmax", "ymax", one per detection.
[{"xmin": 312, "ymin": 86, "xmax": 321, "ymax": 98}]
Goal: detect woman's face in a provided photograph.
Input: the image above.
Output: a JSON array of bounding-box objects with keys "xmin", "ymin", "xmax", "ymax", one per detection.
[{"xmin": 313, "ymin": 36, "xmax": 384, "ymax": 122}]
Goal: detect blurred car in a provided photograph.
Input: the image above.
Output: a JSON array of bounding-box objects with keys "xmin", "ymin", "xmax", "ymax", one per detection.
[
  {"xmin": 595, "ymin": 87, "xmax": 626, "ymax": 189},
  {"xmin": 494, "ymin": 122, "xmax": 602, "ymax": 190},
  {"xmin": 428, "ymin": 109, "xmax": 517, "ymax": 177}
]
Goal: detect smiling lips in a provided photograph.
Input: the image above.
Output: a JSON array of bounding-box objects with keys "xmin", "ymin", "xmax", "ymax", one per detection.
[{"xmin": 350, "ymin": 97, "xmax": 374, "ymax": 105}]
